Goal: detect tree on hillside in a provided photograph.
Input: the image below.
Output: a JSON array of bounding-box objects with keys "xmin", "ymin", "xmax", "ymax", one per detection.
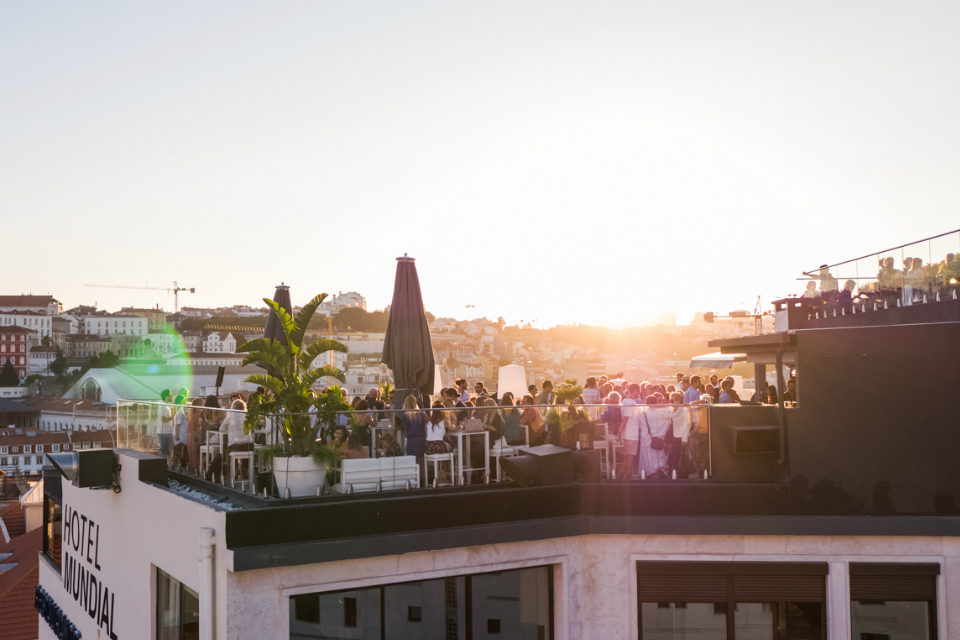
[
  {"xmin": 332, "ymin": 307, "xmax": 390, "ymax": 332},
  {"xmin": 50, "ymin": 348, "xmax": 68, "ymax": 379},
  {"xmin": 0, "ymin": 362, "xmax": 19, "ymax": 387},
  {"xmin": 99, "ymin": 350, "xmax": 120, "ymax": 368}
]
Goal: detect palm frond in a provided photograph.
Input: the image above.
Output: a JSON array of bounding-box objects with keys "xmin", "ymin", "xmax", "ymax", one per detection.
[
  {"xmin": 244, "ymin": 374, "xmax": 284, "ymax": 396},
  {"xmin": 290, "ymin": 293, "xmax": 328, "ymax": 350},
  {"xmin": 237, "ymin": 337, "xmax": 289, "ymax": 356},
  {"xmin": 298, "ymin": 338, "xmax": 348, "ymax": 371},
  {"xmin": 303, "ymin": 365, "xmax": 346, "ymax": 388},
  {"xmin": 264, "ymin": 298, "xmax": 296, "ymax": 352}
]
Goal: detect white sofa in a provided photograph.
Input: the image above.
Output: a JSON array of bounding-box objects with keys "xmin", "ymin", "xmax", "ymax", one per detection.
[{"xmin": 333, "ymin": 455, "xmax": 420, "ymax": 494}]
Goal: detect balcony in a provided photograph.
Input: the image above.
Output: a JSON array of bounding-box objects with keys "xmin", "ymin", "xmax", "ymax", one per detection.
[{"xmin": 775, "ymin": 228, "xmax": 960, "ymax": 331}]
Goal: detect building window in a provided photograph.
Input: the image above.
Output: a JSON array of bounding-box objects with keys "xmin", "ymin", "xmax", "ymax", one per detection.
[
  {"xmin": 289, "ymin": 565, "xmax": 552, "ymax": 640},
  {"xmin": 36, "ymin": 444, "xmax": 43, "ymax": 453},
  {"xmin": 0, "ymin": 446, "xmax": 6, "ymax": 454},
  {"xmin": 23, "ymin": 445, "xmax": 31, "ymax": 454},
  {"xmin": 43, "ymin": 492, "xmax": 62, "ymax": 570},
  {"xmin": 637, "ymin": 562, "xmax": 826, "ymax": 640},
  {"xmin": 0, "ymin": 457, "xmax": 7, "ymax": 466},
  {"xmin": 850, "ymin": 563, "xmax": 938, "ymax": 640},
  {"xmin": 157, "ymin": 567, "xmax": 200, "ymax": 640},
  {"xmin": 52, "ymin": 444, "xmax": 60, "ymax": 452}
]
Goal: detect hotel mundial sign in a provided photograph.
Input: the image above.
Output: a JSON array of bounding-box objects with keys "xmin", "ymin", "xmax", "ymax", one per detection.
[{"xmin": 58, "ymin": 502, "xmax": 120, "ymax": 639}]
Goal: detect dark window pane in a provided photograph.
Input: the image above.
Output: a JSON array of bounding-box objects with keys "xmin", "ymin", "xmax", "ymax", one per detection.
[
  {"xmin": 345, "ymin": 597, "xmax": 357, "ymax": 627},
  {"xmin": 290, "ymin": 589, "xmax": 381, "ymax": 640},
  {"xmin": 851, "ymin": 601, "xmax": 931, "ymax": 640},
  {"xmin": 385, "ymin": 576, "xmax": 466, "ymax": 640},
  {"xmin": 292, "ymin": 594, "xmax": 320, "ymax": 623},
  {"xmin": 471, "ymin": 567, "xmax": 550, "ymax": 640},
  {"xmin": 641, "ymin": 602, "xmax": 727, "ymax": 640},
  {"xmin": 734, "ymin": 602, "xmax": 823, "ymax": 640},
  {"xmin": 157, "ymin": 570, "xmax": 182, "ymax": 640},
  {"xmin": 42, "ymin": 496, "xmax": 61, "ymax": 570},
  {"xmin": 488, "ymin": 618, "xmax": 502, "ymax": 633},
  {"xmin": 182, "ymin": 585, "xmax": 200, "ymax": 640}
]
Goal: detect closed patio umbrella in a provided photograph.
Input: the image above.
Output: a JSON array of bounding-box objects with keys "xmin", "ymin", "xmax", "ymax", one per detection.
[
  {"xmin": 382, "ymin": 255, "xmax": 435, "ymax": 411},
  {"xmin": 263, "ymin": 282, "xmax": 293, "ymax": 346}
]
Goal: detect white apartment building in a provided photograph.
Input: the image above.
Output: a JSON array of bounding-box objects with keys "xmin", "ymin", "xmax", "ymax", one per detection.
[
  {"xmin": 0, "ymin": 294, "xmax": 61, "ymax": 316},
  {"xmin": 202, "ymin": 332, "xmax": 237, "ymax": 353},
  {"xmin": 28, "ymin": 345, "xmax": 57, "ymax": 375},
  {"xmin": 315, "ymin": 291, "xmax": 367, "ymax": 316},
  {"xmin": 0, "ymin": 310, "xmax": 53, "ymax": 339},
  {"xmin": 80, "ymin": 314, "xmax": 148, "ymax": 337}
]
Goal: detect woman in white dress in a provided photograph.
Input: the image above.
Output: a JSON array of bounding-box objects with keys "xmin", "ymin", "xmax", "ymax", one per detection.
[{"xmin": 637, "ymin": 396, "xmax": 671, "ymax": 477}]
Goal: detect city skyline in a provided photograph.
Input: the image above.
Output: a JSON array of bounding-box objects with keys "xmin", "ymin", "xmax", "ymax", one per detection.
[{"xmin": 4, "ymin": 2, "xmax": 960, "ymax": 327}]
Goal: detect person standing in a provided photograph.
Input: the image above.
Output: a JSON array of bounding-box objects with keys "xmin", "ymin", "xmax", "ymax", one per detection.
[
  {"xmin": 684, "ymin": 376, "xmax": 702, "ymax": 403},
  {"xmin": 457, "ymin": 379, "xmax": 470, "ymax": 403},
  {"xmin": 536, "ymin": 380, "xmax": 554, "ymax": 406},
  {"xmin": 186, "ymin": 398, "xmax": 204, "ymax": 473},
  {"xmin": 172, "ymin": 394, "xmax": 189, "ymax": 467},
  {"xmin": 638, "ymin": 395, "xmax": 670, "ymax": 478},
  {"xmin": 157, "ymin": 389, "xmax": 175, "ymax": 462},
  {"xmin": 618, "ymin": 383, "xmax": 641, "ymax": 480},
  {"xmin": 719, "ymin": 378, "xmax": 740, "ymax": 404}
]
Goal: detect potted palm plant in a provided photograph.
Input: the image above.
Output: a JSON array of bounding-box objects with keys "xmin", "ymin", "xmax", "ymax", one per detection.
[{"xmin": 239, "ymin": 293, "xmax": 348, "ymax": 497}]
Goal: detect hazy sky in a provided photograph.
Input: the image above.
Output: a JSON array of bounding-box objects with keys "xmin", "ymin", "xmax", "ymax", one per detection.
[{"xmin": 3, "ymin": 2, "xmax": 959, "ymax": 326}]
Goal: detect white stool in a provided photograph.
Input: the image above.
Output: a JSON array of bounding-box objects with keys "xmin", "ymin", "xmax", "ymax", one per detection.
[
  {"xmin": 229, "ymin": 451, "xmax": 254, "ymax": 490},
  {"xmin": 488, "ymin": 446, "xmax": 516, "ymax": 482},
  {"xmin": 199, "ymin": 431, "xmax": 220, "ymax": 477},
  {"xmin": 612, "ymin": 444, "xmax": 625, "ymax": 477},
  {"xmin": 424, "ymin": 452, "xmax": 455, "ymax": 486},
  {"xmin": 593, "ymin": 441, "xmax": 610, "ymax": 478}
]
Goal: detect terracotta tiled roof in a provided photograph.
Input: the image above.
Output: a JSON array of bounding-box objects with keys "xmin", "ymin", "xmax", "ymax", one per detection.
[
  {"xmin": 0, "ymin": 528, "xmax": 42, "ymax": 640},
  {"xmin": 0, "ymin": 500, "xmax": 25, "ymax": 539},
  {"xmin": 0, "ymin": 326, "xmax": 36, "ymax": 334},
  {"xmin": 0, "ymin": 310, "xmax": 45, "ymax": 316},
  {"xmin": 29, "ymin": 346, "xmax": 57, "ymax": 354},
  {"xmin": 0, "ymin": 295, "xmax": 57, "ymax": 307}
]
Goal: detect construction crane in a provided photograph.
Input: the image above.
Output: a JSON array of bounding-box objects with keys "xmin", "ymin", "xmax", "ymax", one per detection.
[{"xmin": 85, "ymin": 281, "xmax": 195, "ymax": 313}]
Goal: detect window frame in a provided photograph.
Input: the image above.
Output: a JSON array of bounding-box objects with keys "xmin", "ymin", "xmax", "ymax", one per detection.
[
  {"xmin": 849, "ymin": 562, "xmax": 939, "ymax": 640},
  {"xmin": 289, "ymin": 564, "xmax": 555, "ymax": 640},
  {"xmin": 637, "ymin": 561, "xmax": 828, "ymax": 640}
]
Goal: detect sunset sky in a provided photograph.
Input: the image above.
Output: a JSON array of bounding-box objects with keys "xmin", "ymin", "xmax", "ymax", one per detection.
[{"xmin": 3, "ymin": 2, "xmax": 959, "ymax": 327}]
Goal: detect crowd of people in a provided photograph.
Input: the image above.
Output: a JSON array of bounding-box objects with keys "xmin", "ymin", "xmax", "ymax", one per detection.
[
  {"xmin": 802, "ymin": 253, "xmax": 960, "ymax": 319},
  {"xmin": 149, "ymin": 371, "xmax": 798, "ymax": 486}
]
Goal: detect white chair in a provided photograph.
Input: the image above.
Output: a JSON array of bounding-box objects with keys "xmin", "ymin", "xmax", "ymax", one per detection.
[
  {"xmin": 199, "ymin": 431, "xmax": 220, "ymax": 477},
  {"xmin": 424, "ymin": 452, "xmax": 456, "ymax": 485}
]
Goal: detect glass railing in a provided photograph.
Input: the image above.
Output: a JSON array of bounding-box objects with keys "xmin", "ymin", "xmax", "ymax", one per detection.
[
  {"xmin": 115, "ymin": 398, "xmax": 725, "ymax": 495},
  {"xmin": 799, "ymin": 228, "xmax": 960, "ymax": 311}
]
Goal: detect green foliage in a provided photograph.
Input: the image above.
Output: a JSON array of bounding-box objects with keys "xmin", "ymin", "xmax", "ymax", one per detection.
[
  {"xmin": 50, "ymin": 348, "xmax": 68, "ymax": 379},
  {"xmin": 0, "ymin": 361, "xmax": 19, "ymax": 387},
  {"xmin": 24, "ymin": 374, "xmax": 44, "ymax": 386},
  {"xmin": 331, "ymin": 307, "xmax": 390, "ymax": 332},
  {"xmin": 554, "ymin": 380, "xmax": 583, "ymax": 404},
  {"xmin": 377, "ymin": 380, "xmax": 394, "ymax": 402},
  {"xmin": 98, "ymin": 350, "xmax": 120, "ymax": 368},
  {"xmin": 238, "ymin": 294, "xmax": 348, "ymax": 460}
]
